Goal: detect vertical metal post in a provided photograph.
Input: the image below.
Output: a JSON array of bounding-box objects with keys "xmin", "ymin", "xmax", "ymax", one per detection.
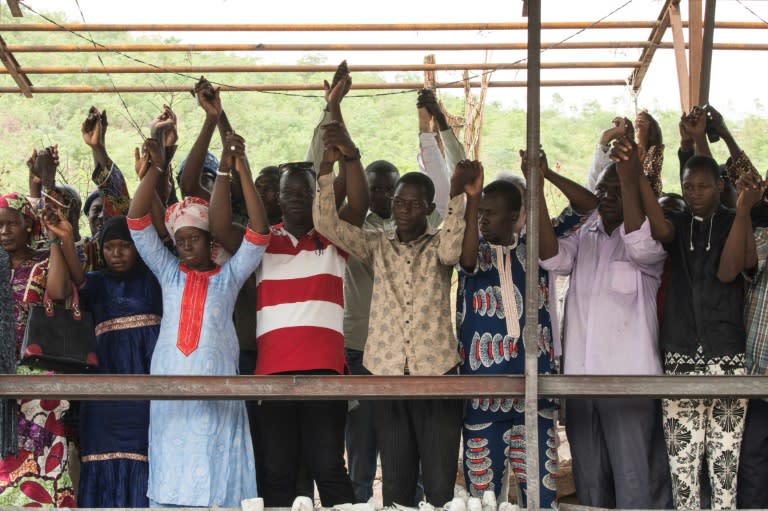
[
  {"xmin": 524, "ymin": 0, "xmax": 541, "ymax": 508},
  {"xmin": 689, "ymin": 0, "xmax": 703, "ymax": 107},
  {"xmin": 699, "ymin": 0, "xmax": 716, "ymax": 104},
  {"xmin": 669, "ymin": 1, "xmax": 691, "ymax": 113}
]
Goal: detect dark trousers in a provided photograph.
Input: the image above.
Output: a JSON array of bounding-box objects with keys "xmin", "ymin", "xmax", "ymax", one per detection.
[
  {"xmin": 242, "ymin": 354, "xmax": 313, "ymax": 499},
  {"xmin": 566, "ymin": 398, "xmax": 672, "ymax": 509},
  {"xmin": 345, "ymin": 349, "xmax": 379, "ymax": 502},
  {"xmin": 738, "ymin": 399, "xmax": 768, "ymax": 509},
  {"xmin": 375, "ymin": 397, "xmax": 463, "ymax": 507},
  {"xmin": 257, "ymin": 396, "xmax": 354, "ymax": 507}
]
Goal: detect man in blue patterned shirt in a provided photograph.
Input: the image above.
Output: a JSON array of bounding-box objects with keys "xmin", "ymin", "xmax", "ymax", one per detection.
[{"xmin": 456, "ymin": 150, "xmax": 596, "ymax": 507}]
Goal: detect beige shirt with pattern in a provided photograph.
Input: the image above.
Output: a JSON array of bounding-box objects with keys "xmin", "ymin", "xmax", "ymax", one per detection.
[{"xmin": 313, "ymin": 173, "xmax": 466, "ymax": 376}]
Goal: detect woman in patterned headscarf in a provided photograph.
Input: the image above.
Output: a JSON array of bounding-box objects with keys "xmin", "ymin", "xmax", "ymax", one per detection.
[{"xmin": 0, "ymin": 192, "xmax": 75, "ymax": 508}]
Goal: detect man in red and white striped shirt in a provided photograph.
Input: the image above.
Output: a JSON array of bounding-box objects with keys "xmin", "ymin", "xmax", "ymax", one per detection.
[{"xmin": 254, "ymin": 146, "xmax": 368, "ymax": 507}]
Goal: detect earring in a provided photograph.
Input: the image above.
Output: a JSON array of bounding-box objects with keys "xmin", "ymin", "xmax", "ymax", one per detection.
[{"xmin": 26, "ymin": 227, "xmax": 31, "ymax": 233}]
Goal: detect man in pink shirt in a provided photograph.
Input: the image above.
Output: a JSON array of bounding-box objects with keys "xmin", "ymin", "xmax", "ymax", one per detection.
[{"xmin": 539, "ymin": 143, "xmax": 672, "ymax": 508}]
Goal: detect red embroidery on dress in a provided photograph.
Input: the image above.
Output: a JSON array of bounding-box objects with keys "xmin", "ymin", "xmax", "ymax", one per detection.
[{"xmin": 177, "ymin": 265, "xmax": 220, "ymax": 356}]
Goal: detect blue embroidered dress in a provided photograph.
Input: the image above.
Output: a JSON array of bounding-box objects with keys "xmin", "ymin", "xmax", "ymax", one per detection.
[
  {"xmin": 129, "ymin": 215, "xmax": 269, "ymax": 507},
  {"xmin": 77, "ymin": 266, "xmax": 162, "ymax": 508}
]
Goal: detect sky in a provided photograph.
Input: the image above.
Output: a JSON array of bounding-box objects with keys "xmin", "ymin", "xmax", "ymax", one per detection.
[{"xmin": 15, "ymin": 0, "xmax": 768, "ymax": 118}]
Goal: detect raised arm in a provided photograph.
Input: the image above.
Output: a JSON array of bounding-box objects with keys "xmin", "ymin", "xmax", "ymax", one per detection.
[
  {"xmin": 636, "ymin": 111, "xmax": 664, "ymax": 197},
  {"xmin": 322, "ymin": 118, "xmax": 368, "ymax": 228},
  {"xmin": 520, "ymin": 149, "xmax": 557, "ymax": 260},
  {"xmin": 181, "ymin": 78, "xmax": 222, "ymax": 200},
  {"xmin": 26, "ymin": 145, "xmax": 58, "ymax": 206},
  {"xmin": 26, "ymin": 149, "xmax": 42, "ymax": 202},
  {"xmin": 228, "ymin": 133, "xmax": 269, "ymax": 235},
  {"xmin": 612, "ymin": 138, "xmax": 676, "ymax": 243},
  {"xmin": 305, "ymin": 62, "xmax": 351, "ymax": 210},
  {"xmin": 612, "ymin": 139, "xmax": 645, "ymax": 234},
  {"xmin": 416, "ymin": 87, "xmax": 465, "ymax": 172},
  {"xmin": 81, "ymin": 108, "xmax": 130, "ymax": 218},
  {"xmin": 544, "ymin": 164, "xmax": 598, "ymax": 215},
  {"xmin": 133, "ymin": 142, "xmax": 170, "ymax": 241},
  {"xmin": 683, "ymin": 106, "xmax": 712, "ymax": 158},
  {"xmin": 313, "ymin": 147, "xmax": 372, "ymax": 263},
  {"xmin": 417, "ymin": 88, "xmax": 452, "ymax": 218},
  {"xmin": 706, "ymin": 104, "xmax": 740, "ymax": 161},
  {"xmin": 149, "ymin": 104, "xmax": 179, "ymax": 179},
  {"xmin": 42, "ymin": 209, "xmax": 84, "ymax": 300},
  {"xmin": 82, "ymin": 106, "xmax": 112, "ymax": 171},
  {"xmin": 586, "ymin": 116, "xmax": 629, "ymax": 192},
  {"xmin": 718, "ymin": 173, "xmax": 764, "ymax": 282},
  {"xmin": 209, "ymin": 145, "xmax": 244, "ymax": 253},
  {"xmin": 128, "ymin": 139, "xmax": 165, "ymax": 221},
  {"xmin": 459, "ymin": 160, "xmax": 484, "ymax": 272}
]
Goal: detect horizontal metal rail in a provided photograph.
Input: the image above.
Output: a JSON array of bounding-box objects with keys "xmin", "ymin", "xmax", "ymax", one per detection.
[
  {"xmin": 0, "ymin": 21, "xmax": 763, "ymax": 31},
  {"xmin": 0, "ymin": 374, "xmax": 765, "ymax": 400},
  {"xmin": 0, "ymin": 61, "xmax": 641, "ymax": 74},
  {"xmin": 4, "ymin": 42, "xmax": 767, "ymax": 53},
  {"xmin": 0, "ymin": 80, "xmax": 628, "ymax": 94},
  {"xmin": 4, "ymin": 42, "xmax": 657, "ymax": 52}
]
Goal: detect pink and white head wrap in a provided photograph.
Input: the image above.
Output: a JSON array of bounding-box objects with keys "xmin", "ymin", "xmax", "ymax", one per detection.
[
  {"xmin": 164, "ymin": 196, "xmax": 230, "ymax": 265},
  {"xmin": 164, "ymin": 196, "xmax": 210, "ymax": 239}
]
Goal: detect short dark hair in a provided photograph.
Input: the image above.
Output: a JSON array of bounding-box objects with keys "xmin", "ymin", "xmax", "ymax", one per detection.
[
  {"xmin": 483, "ymin": 180, "xmax": 522, "ymax": 213},
  {"xmin": 258, "ymin": 165, "xmax": 280, "ymax": 179},
  {"xmin": 54, "ymin": 184, "xmax": 82, "ymax": 226},
  {"xmin": 683, "ymin": 155, "xmax": 721, "ymax": 182},
  {"xmin": 395, "ymin": 172, "xmax": 435, "ymax": 204},
  {"xmin": 366, "ymin": 160, "xmax": 400, "ymax": 177},
  {"xmin": 660, "ymin": 191, "xmax": 685, "ymax": 202},
  {"xmin": 277, "ymin": 161, "xmax": 316, "ymax": 178},
  {"xmin": 83, "ymin": 189, "xmax": 100, "ymax": 217}
]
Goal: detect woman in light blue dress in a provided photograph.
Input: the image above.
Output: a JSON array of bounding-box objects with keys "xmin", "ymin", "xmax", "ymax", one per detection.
[{"xmin": 127, "ymin": 135, "xmax": 270, "ymax": 507}]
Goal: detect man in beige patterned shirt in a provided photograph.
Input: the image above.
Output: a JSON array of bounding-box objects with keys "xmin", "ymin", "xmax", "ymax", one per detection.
[{"xmin": 314, "ymin": 125, "xmax": 482, "ymax": 506}]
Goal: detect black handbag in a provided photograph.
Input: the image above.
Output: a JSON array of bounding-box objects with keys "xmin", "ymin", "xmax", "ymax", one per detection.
[{"xmin": 20, "ymin": 285, "xmax": 99, "ymax": 373}]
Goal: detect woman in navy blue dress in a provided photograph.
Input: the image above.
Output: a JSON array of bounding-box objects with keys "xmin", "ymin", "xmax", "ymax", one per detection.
[{"xmin": 46, "ymin": 214, "xmax": 162, "ymax": 508}]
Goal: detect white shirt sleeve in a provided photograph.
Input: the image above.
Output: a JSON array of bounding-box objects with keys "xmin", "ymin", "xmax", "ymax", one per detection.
[
  {"xmin": 439, "ymin": 128, "xmax": 465, "ymax": 176},
  {"xmin": 417, "ymin": 132, "xmax": 452, "ymax": 220},
  {"xmin": 305, "ymin": 109, "xmax": 333, "ymax": 172},
  {"xmin": 586, "ymin": 144, "xmax": 612, "ymax": 192}
]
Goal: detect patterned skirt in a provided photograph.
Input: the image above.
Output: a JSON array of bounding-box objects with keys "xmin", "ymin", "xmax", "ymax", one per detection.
[{"xmin": 0, "ymin": 365, "xmax": 75, "ymax": 507}]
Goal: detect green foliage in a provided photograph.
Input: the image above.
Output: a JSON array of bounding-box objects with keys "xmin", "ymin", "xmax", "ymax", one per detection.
[{"xmin": 1, "ymin": 6, "xmax": 767, "ymax": 218}]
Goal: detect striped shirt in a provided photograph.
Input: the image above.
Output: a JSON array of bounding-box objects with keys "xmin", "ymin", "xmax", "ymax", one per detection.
[
  {"xmin": 744, "ymin": 226, "xmax": 768, "ymax": 375},
  {"xmin": 254, "ymin": 226, "xmax": 347, "ymax": 375}
]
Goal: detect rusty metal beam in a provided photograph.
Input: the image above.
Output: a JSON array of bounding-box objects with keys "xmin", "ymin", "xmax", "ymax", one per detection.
[
  {"xmin": 0, "ymin": 21, "xmax": 762, "ymax": 31},
  {"xmin": 669, "ymin": 1, "xmax": 690, "ymax": 113},
  {"xmin": 0, "ymin": 375, "xmax": 521, "ymax": 400},
  {"xmin": 5, "ymin": 0, "xmax": 21, "ymax": 17},
  {"xmin": 0, "ymin": 80, "xmax": 628, "ymax": 94},
  {"xmin": 4, "ymin": 41, "xmax": 765, "ymax": 54},
  {"xmin": 4, "ymin": 41, "xmax": 658, "ymax": 53},
  {"xmin": 629, "ymin": 0, "xmax": 673, "ymax": 93},
  {"xmin": 1, "ymin": 375, "xmax": 766, "ymax": 400},
  {"xmin": 0, "ymin": 36, "xmax": 31, "ymax": 97},
  {"xmin": 689, "ymin": 0, "xmax": 704, "ymax": 107},
  {"xmin": 0, "ymin": 61, "xmax": 640, "ymax": 75},
  {"xmin": 0, "ymin": 21, "xmax": 669, "ymax": 32}
]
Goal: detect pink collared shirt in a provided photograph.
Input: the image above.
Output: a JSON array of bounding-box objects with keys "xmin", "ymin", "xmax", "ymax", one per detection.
[{"xmin": 540, "ymin": 211, "xmax": 667, "ymax": 375}]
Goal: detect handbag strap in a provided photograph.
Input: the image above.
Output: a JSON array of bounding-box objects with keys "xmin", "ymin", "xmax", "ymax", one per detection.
[
  {"xmin": 41, "ymin": 284, "xmax": 82, "ymax": 321},
  {"xmin": 69, "ymin": 283, "xmax": 82, "ymax": 321},
  {"xmin": 41, "ymin": 288, "xmax": 54, "ymax": 318}
]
